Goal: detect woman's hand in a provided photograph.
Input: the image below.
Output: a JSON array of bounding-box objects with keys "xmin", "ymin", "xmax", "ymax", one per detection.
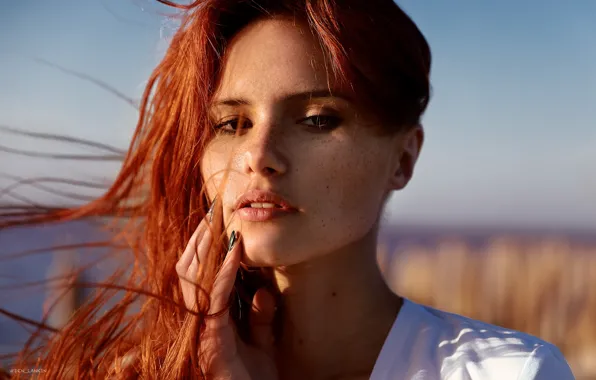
[{"xmin": 176, "ymin": 198, "xmax": 279, "ymax": 380}]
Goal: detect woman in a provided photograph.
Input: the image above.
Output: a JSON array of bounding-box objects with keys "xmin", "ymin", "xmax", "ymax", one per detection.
[{"xmin": 2, "ymin": 0, "xmax": 575, "ymax": 379}]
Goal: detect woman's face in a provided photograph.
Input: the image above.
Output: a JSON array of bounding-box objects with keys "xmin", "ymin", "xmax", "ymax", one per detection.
[{"xmin": 201, "ymin": 18, "xmax": 420, "ymax": 267}]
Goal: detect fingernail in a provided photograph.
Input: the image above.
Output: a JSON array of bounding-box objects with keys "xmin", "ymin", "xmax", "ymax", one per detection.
[
  {"xmin": 207, "ymin": 195, "xmax": 217, "ymax": 222},
  {"xmin": 227, "ymin": 230, "xmax": 237, "ymax": 252},
  {"xmin": 236, "ymin": 292, "xmax": 242, "ymax": 321}
]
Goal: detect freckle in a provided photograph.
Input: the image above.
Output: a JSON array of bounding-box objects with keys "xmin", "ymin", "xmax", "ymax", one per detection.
[
  {"xmin": 331, "ymin": 291, "xmax": 337, "ymax": 297},
  {"xmin": 298, "ymin": 338, "xmax": 303, "ymax": 345}
]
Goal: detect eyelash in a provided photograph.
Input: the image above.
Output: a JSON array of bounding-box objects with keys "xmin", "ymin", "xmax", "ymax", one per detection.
[{"xmin": 213, "ymin": 114, "xmax": 342, "ymax": 135}]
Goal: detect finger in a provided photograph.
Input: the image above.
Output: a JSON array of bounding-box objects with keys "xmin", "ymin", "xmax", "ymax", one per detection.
[
  {"xmin": 176, "ymin": 225, "xmax": 205, "ymax": 274},
  {"xmin": 206, "ymin": 194, "xmax": 218, "ymax": 222},
  {"xmin": 250, "ymin": 288, "xmax": 277, "ymax": 358},
  {"xmin": 197, "ymin": 194, "xmax": 220, "ymax": 264},
  {"xmin": 208, "ymin": 231, "xmax": 241, "ymax": 328},
  {"xmin": 188, "ymin": 227, "xmax": 213, "ymax": 276},
  {"xmin": 180, "ymin": 247, "xmax": 201, "ymax": 311},
  {"xmin": 176, "ymin": 195, "xmax": 219, "ymax": 274},
  {"xmin": 178, "ymin": 198, "xmax": 219, "ymax": 311},
  {"xmin": 178, "ymin": 227, "xmax": 207, "ymax": 311},
  {"xmin": 180, "ymin": 227, "xmax": 216, "ymax": 311}
]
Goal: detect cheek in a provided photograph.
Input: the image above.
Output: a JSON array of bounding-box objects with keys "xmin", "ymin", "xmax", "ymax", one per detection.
[
  {"xmin": 310, "ymin": 147, "xmax": 386, "ymax": 234},
  {"xmin": 199, "ymin": 155, "xmax": 217, "ymax": 196},
  {"xmin": 200, "ymin": 146, "xmax": 234, "ymax": 196}
]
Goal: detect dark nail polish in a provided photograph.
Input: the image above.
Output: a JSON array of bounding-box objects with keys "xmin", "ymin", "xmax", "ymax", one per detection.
[
  {"xmin": 227, "ymin": 231, "xmax": 237, "ymax": 252},
  {"xmin": 236, "ymin": 291, "xmax": 242, "ymax": 321},
  {"xmin": 207, "ymin": 195, "xmax": 217, "ymax": 222}
]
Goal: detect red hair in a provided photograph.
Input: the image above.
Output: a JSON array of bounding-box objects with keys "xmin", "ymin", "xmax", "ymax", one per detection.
[{"xmin": 1, "ymin": 0, "xmax": 430, "ymax": 378}]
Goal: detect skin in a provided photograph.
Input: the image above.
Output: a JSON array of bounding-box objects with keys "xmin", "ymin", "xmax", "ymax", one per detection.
[{"xmin": 193, "ymin": 17, "xmax": 423, "ymax": 379}]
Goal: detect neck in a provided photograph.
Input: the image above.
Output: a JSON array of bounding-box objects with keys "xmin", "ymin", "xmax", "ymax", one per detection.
[{"xmin": 272, "ymin": 226, "xmax": 402, "ymax": 380}]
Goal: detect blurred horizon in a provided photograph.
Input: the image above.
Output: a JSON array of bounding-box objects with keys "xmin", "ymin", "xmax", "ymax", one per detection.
[{"xmin": 1, "ymin": 0, "xmax": 595, "ymax": 230}]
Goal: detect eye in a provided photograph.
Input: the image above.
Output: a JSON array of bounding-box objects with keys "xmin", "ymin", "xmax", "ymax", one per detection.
[
  {"xmin": 300, "ymin": 115, "xmax": 342, "ymax": 130},
  {"xmin": 214, "ymin": 117, "xmax": 251, "ymax": 135}
]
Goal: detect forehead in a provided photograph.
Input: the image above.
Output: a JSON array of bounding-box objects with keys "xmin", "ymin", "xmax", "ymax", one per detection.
[{"xmin": 214, "ymin": 18, "xmax": 333, "ymax": 102}]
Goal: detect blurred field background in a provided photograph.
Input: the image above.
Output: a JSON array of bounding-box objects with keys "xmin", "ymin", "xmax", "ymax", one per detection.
[{"xmin": 377, "ymin": 226, "xmax": 596, "ymax": 379}]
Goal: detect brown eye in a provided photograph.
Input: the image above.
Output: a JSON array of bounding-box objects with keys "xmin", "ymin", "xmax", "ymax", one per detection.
[
  {"xmin": 301, "ymin": 115, "xmax": 342, "ymax": 130},
  {"xmin": 215, "ymin": 117, "xmax": 251, "ymax": 134}
]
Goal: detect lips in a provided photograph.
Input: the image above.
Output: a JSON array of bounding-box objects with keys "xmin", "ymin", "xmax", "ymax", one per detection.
[
  {"xmin": 234, "ymin": 189, "xmax": 297, "ymax": 211},
  {"xmin": 236, "ymin": 206, "xmax": 296, "ymax": 222}
]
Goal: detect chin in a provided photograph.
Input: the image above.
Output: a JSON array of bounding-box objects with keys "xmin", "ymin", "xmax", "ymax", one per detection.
[{"xmin": 240, "ymin": 235, "xmax": 301, "ymax": 267}]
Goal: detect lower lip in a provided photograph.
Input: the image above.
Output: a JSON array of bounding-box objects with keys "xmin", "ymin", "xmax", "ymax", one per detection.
[{"xmin": 236, "ymin": 207, "xmax": 297, "ymax": 221}]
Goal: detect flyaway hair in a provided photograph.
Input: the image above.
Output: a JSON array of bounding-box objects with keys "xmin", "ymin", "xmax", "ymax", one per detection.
[{"xmin": 0, "ymin": 1, "xmax": 430, "ymax": 378}]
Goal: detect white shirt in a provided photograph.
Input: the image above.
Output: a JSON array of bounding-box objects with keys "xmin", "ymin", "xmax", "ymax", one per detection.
[{"xmin": 370, "ymin": 299, "xmax": 575, "ymax": 380}]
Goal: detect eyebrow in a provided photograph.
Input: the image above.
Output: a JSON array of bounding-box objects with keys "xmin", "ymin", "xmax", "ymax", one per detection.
[{"xmin": 210, "ymin": 89, "xmax": 353, "ymax": 107}]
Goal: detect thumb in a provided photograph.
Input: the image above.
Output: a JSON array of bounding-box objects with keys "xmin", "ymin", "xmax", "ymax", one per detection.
[{"xmin": 249, "ymin": 287, "xmax": 277, "ymax": 358}]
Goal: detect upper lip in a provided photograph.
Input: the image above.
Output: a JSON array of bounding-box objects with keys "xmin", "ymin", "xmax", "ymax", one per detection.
[{"xmin": 234, "ymin": 189, "xmax": 297, "ymax": 211}]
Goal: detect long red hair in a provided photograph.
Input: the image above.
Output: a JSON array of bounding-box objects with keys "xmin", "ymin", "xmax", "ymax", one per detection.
[{"xmin": 1, "ymin": 0, "xmax": 431, "ymax": 378}]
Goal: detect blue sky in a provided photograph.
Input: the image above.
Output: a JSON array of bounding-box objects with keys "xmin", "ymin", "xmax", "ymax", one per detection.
[{"xmin": 0, "ymin": 0, "xmax": 595, "ymax": 229}]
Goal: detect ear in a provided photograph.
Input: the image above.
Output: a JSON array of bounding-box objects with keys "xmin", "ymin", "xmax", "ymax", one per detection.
[{"xmin": 388, "ymin": 125, "xmax": 424, "ymax": 191}]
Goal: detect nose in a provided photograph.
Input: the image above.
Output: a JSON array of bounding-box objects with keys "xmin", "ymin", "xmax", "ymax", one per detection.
[{"xmin": 241, "ymin": 119, "xmax": 288, "ymax": 177}]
